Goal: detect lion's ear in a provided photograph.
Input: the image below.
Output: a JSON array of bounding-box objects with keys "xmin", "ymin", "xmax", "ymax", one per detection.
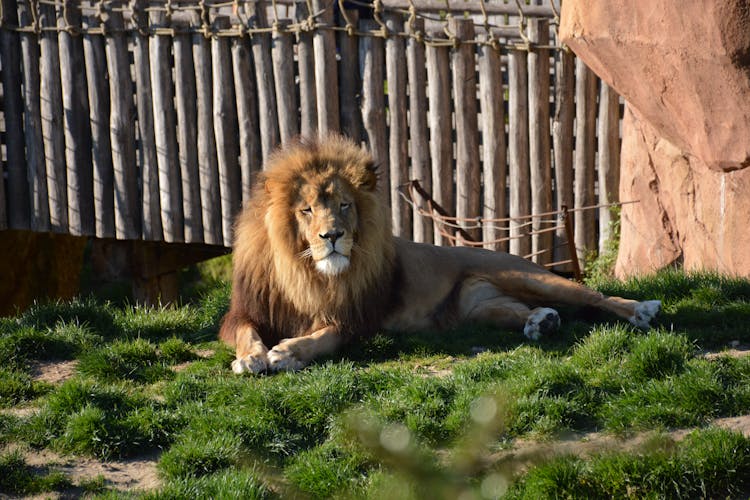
[{"xmin": 358, "ymin": 161, "xmax": 378, "ymax": 192}]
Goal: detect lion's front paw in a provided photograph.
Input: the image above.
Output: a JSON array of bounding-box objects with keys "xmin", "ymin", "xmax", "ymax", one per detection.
[
  {"xmin": 524, "ymin": 308, "xmax": 560, "ymax": 341},
  {"xmin": 231, "ymin": 353, "xmax": 268, "ymax": 374},
  {"xmin": 629, "ymin": 300, "xmax": 661, "ymax": 329},
  {"xmin": 267, "ymin": 346, "xmax": 305, "ymax": 372}
]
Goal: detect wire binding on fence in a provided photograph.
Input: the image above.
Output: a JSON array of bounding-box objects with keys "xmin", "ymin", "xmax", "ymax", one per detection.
[
  {"xmin": 401, "ymin": 180, "xmax": 638, "ymax": 281},
  {"xmin": 0, "ymin": 0, "xmax": 563, "ymax": 51}
]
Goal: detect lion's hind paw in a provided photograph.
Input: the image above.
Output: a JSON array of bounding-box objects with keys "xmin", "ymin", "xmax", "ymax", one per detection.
[
  {"xmin": 268, "ymin": 346, "xmax": 305, "ymax": 372},
  {"xmin": 630, "ymin": 300, "xmax": 661, "ymax": 329},
  {"xmin": 232, "ymin": 354, "xmax": 268, "ymax": 375},
  {"xmin": 524, "ymin": 308, "xmax": 560, "ymax": 341}
]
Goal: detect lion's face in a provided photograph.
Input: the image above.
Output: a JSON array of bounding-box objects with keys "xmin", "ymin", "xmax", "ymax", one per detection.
[{"xmin": 294, "ymin": 175, "xmax": 359, "ymax": 276}]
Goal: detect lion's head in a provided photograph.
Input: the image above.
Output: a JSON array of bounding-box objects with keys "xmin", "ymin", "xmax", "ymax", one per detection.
[{"xmin": 229, "ymin": 135, "xmax": 397, "ymax": 344}]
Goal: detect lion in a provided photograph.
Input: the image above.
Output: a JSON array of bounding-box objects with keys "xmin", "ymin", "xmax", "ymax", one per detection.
[{"xmin": 219, "ymin": 135, "xmax": 661, "ymax": 373}]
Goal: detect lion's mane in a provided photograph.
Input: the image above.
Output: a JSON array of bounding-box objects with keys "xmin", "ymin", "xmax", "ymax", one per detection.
[{"xmin": 219, "ymin": 136, "xmax": 399, "ymax": 347}]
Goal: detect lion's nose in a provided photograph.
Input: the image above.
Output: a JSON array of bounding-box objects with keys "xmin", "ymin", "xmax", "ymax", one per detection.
[{"xmin": 319, "ymin": 230, "xmax": 344, "ymax": 245}]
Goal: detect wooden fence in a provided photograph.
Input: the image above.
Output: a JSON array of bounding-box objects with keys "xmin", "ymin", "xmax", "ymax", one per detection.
[{"xmin": 0, "ymin": 0, "xmax": 621, "ymax": 270}]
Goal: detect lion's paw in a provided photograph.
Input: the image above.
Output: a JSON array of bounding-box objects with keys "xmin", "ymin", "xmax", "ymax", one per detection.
[
  {"xmin": 231, "ymin": 354, "xmax": 268, "ymax": 374},
  {"xmin": 267, "ymin": 346, "xmax": 305, "ymax": 372},
  {"xmin": 629, "ymin": 300, "xmax": 661, "ymax": 329},
  {"xmin": 524, "ymin": 308, "xmax": 560, "ymax": 341}
]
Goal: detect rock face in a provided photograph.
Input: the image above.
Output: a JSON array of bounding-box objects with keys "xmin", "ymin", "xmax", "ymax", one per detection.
[
  {"xmin": 560, "ymin": 0, "xmax": 750, "ymax": 171},
  {"xmin": 615, "ymin": 108, "xmax": 750, "ymax": 278},
  {"xmin": 559, "ymin": 0, "xmax": 750, "ymax": 277}
]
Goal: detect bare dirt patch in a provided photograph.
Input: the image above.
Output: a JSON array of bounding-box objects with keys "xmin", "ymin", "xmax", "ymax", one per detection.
[
  {"xmin": 488, "ymin": 414, "xmax": 750, "ymax": 478},
  {"xmin": 13, "ymin": 446, "xmax": 160, "ymax": 494},
  {"xmin": 29, "ymin": 360, "xmax": 78, "ymax": 385},
  {"xmin": 171, "ymin": 348, "xmax": 215, "ymax": 373}
]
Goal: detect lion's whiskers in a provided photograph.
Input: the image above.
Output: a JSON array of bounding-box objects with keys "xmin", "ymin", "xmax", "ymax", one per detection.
[{"xmin": 297, "ymin": 248, "xmax": 314, "ymax": 260}]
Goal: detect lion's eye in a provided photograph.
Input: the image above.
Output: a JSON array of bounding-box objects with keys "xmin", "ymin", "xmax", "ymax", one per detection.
[
  {"xmin": 340, "ymin": 202, "xmax": 352, "ymax": 211},
  {"xmin": 300, "ymin": 207, "xmax": 312, "ymax": 215}
]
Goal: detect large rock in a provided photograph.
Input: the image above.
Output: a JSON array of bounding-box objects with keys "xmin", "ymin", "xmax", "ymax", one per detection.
[
  {"xmin": 560, "ymin": 0, "xmax": 750, "ymax": 171},
  {"xmin": 615, "ymin": 108, "xmax": 750, "ymax": 278}
]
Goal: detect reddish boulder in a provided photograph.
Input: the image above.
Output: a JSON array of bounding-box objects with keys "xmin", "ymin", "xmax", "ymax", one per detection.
[
  {"xmin": 615, "ymin": 108, "xmax": 750, "ymax": 278},
  {"xmin": 560, "ymin": 0, "xmax": 750, "ymax": 171}
]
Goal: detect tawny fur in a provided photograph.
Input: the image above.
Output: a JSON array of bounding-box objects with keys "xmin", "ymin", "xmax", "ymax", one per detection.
[{"xmin": 219, "ymin": 135, "xmax": 660, "ymax": 373}]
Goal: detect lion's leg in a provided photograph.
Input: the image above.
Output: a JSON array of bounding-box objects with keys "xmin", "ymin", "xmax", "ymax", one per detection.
[
  {"xmin": 499, "ymin": 272, "xmax": 660, "ymax": 329},
  {"xmin": 220, "ymin": 314, "xmax": 270, "ymax": 374},
  {"xmin": 267, "ymin": 326, "xmax": 342, "ymax": 372},
  {"xmin": 459, "ymin": 279, "xmax": 560, "ymax": 340}
]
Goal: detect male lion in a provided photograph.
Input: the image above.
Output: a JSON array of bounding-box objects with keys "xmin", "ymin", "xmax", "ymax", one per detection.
[{"xmin": 220, "ymin": 136, "xmax": 660, "ymax": 373}]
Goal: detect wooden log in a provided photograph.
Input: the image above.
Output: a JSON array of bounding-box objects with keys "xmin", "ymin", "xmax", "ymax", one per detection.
[
  {"xmin": 527, "ymin": 19, "xmax": 552, "ymax": 265},
  {"xmin": 174, "ymin": 31, "xmax": 204, "ymax": 243},
  {"xmin": 192, "ymin": 22, "xmax": 222, "ymax": 245},
  {"xmin": 1, "ymin": 0, "xmax": 30, "ymax": 229},
  {"xmin": 573, "ymin": 58, "xmax": 598, "ymax": 262},
  {"xmin": 385, "ymin": 14, "xmax": 410, "ymax": 238},
  {"xmin": 232, "ymin": 37, "xmax": 262, "ymax": 203},
  {"xmin": 18, "ymin": 0, "xmax": 49, "ymax": 231},
  {"xmin": 450, "ymin": 18, "xmax": 481, "ymax": 243},
  {"xmin": 312, "ymin": 0, "xmax": 340, "ymax": 134},
  {"xmin": 295, "ymin": 0, "xmax": 317, "ymax": 139},
  {"xmin": 552, "ymin": 49, "xmax": 574, "ymax": 270},
  {"xmin": 58, "ymin": 0, "xmax": 94, "ymax": 236},
  {"xmin": 212, "ymin": 16, "xmax": 241, "ymax": 246},
  {"xmin": 82, "ymin": 15, "xmax": 114, "ymax": 238},
  {"xmin": 106, "ymin": 5, "xmax": 140, "ymax": 239},
  {"xmin": 425, "ymin": 31, "xmax": 452, "ymax": 245},
  {"xmin": 338, "ymin": 9, "xmax": 362, "ymax": 141},
  {"xmin": 38, "ymin": 0, "xmax": 67, "ymax": 232},
  {"xmin": 406, "ymin": 17, "xmax": 432, "ymax": 244},
  {"xmin": 249, "ymin": 1, "xmax": 280, "ymax": 161},
  {"xmin": 359, "ymin": 20, "xmax": 389, "ymax": 204},
  {"xmin": 598, "ymin": 82, "xmax": 621, "ymax": 252},
  {"xmin": 150, "ymin": 10, "xmax": 184, "ymax": 243},
  {"xmin": 508, "ymin": 49, "xmax": 530, "ymax": 257},
  {"xmin": 478, "ymin": 41, "xmax": 506, "ymax": 251},
  {"xmin": 132, "ymin": 0, "xmax": 161, "ymax": 240},
  {"xmin": 271, "ymin": 19, "xmax": 299, "ymax": 144}
]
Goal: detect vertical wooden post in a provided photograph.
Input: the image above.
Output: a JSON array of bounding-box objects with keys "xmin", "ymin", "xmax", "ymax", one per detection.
[
  {"xmin": 232, "ymin": 37, "xmax": 262, "ymax": 203},
  {"xmin": 272, "ymin": 19, "xmax": 299, "ymax": 144},
  {"xmin": 385, "ymin": 13, "xmax": 410, "ymax": 238},
  {"xmin": 83, "ymin": 15, "xmax": 114, "ymax": 238},
  {"xmin": 338, "ymin": 10, "xmax": 362, "ymax": 141},
  {"xmin": 174, "ymin": 28, "xmax": 204, "ymax": 243},
  {"xmin": 478, "ymin": 41, "xmax": 506, "ymax": 251},
  {"xmin": 295, "ymin": 0, "xmax": 317, "ymax": 139},
  {"xmin": 191, "ymin": 18, "xmax": 223, "ymax": 245},
  {"xmin": 407, "ymin": 18, "xmax": 432, "ymax": 244},
  {"xmin": 150, "ymin": 10, "xmax": 184, "ymax": 243},
  {"xmin": 39, "ymin": 0, "xmax": 67, "ymax": 232},
  {"xmin": 552, "ymin": 49, "xmax": 574, "ymax": 271},
  {"xmin": 212, "ymin": 17, "xmax": 241, "ymax": 246},
  {"xmin": 19, "ymin": 0, "xmax": 50, "ymax": 231},
  {"xmin": 574, "ymin": 58, "xmax": 597, "ymax": 262},
  {"xmin": 312, "ymin": 0, "xmax": 340, "ymax": 134},
  {"xmin": 425, "ymin": 31, "xmax": 453, "ymax": 245},
  {"xmin": 527, "ymin": 19, "xmax": 552, "ymax": 265},
  {"xmin": 248, "ymin": 0, "xmax": 280, "ymax": 161},
  {"xmin": 106, "ymin": 6, "xmax": 140, "ymax": 239},
  {"xmin": 508, "ymin": 49, "xmax": 530, "ymax": 257},
  {"xmin": 132, "ymin": 0, "xmax": 161, "ymax": 240},
  {"xmin": 1, "ymin": 0, "xmax": 30, "ymax": 229},
  {"xmin": 451, "ymin": 18, "xmax": 481, "ymax": 243},
  {"xmin": 359, "ymin": 20, "xmax": 389, "ymax": 203},
  {"xmin": 58, "ymin": 0, "xmax": 94, "ymax": 236},
  {"xmin": 598, "ymin": 82, "xmax": 621, "ymax": 252}
]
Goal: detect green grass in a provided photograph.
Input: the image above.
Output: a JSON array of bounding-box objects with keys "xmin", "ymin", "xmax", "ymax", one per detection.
[{"xmin": 2, "ymin": 269, "xmax": 750, "ymax": 497}]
